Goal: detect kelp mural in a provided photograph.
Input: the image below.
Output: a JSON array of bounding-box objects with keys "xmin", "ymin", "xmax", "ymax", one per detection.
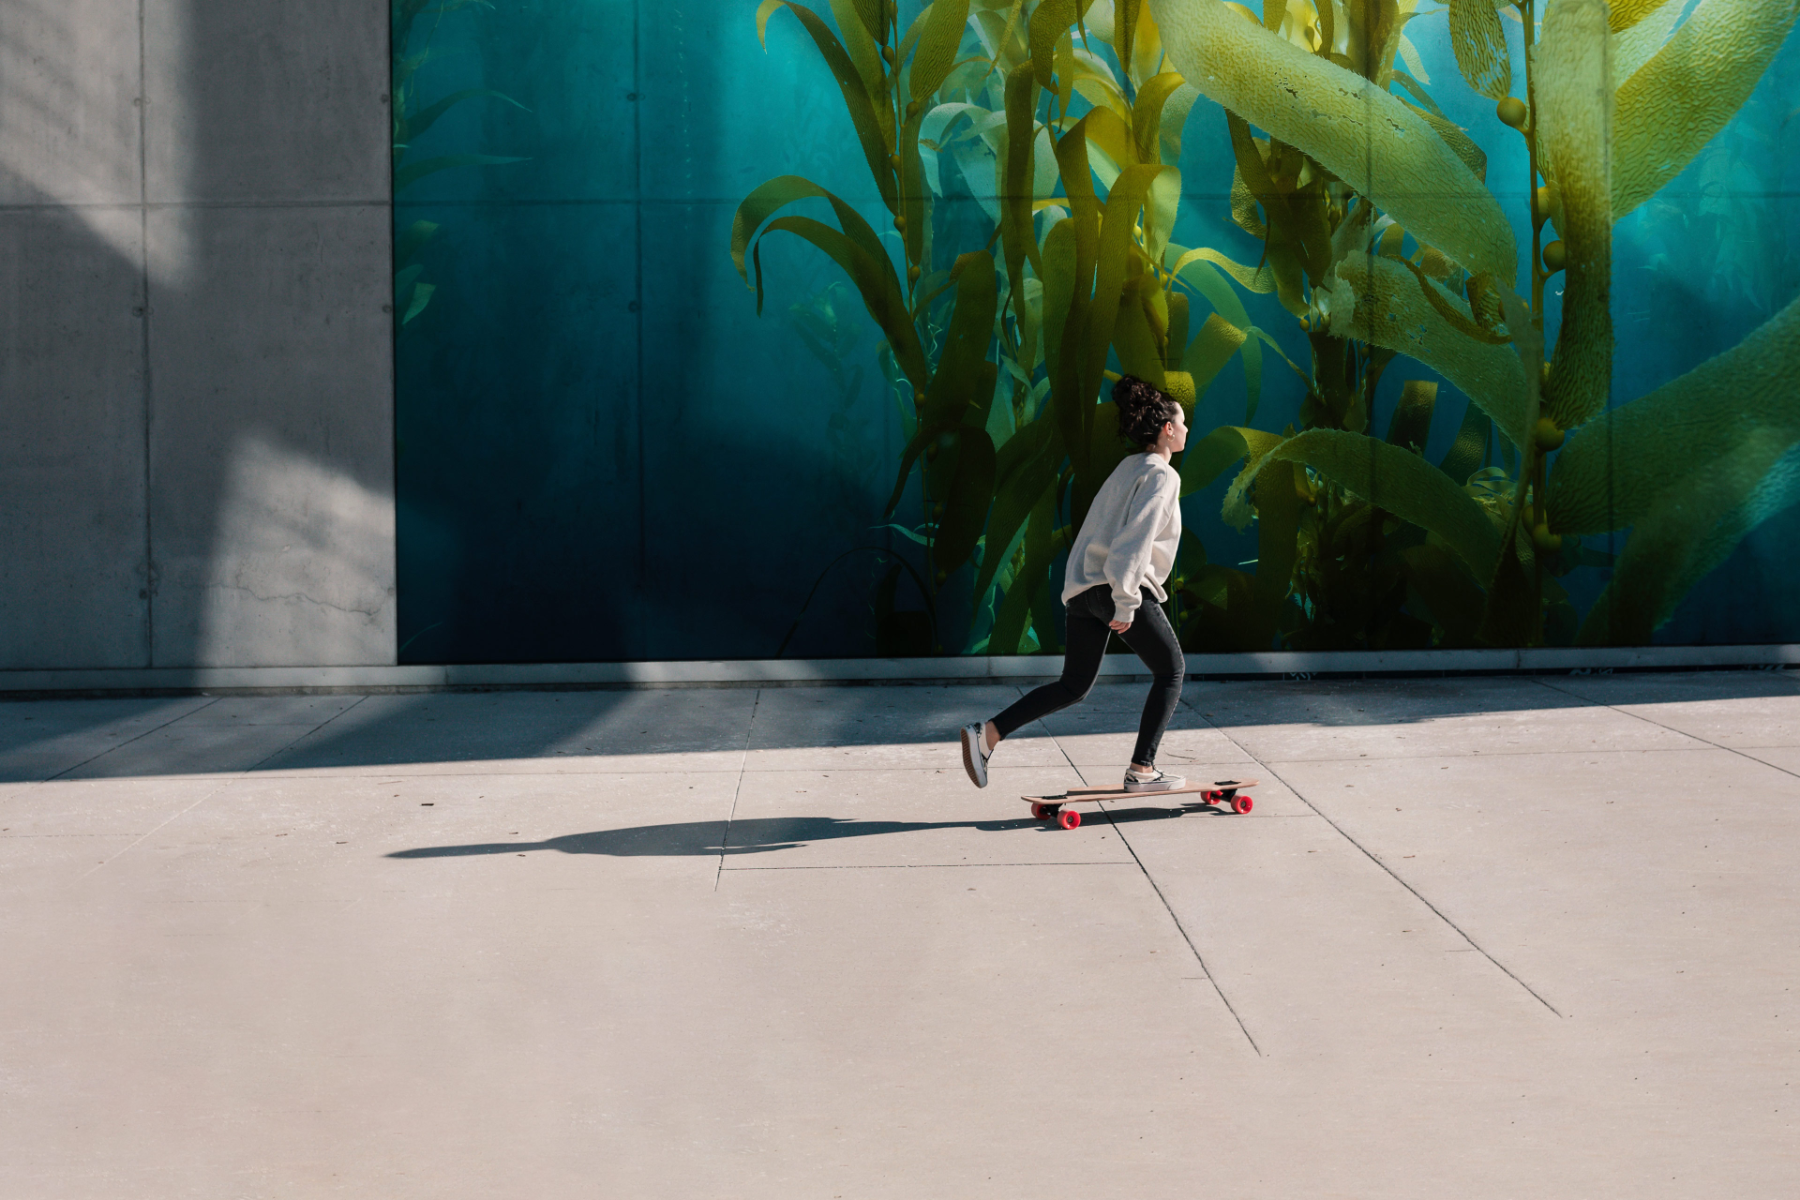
[
  {"xmin": 391, "ymin": 0, "xmax": 526, "ymax": 328},
  {"xmin": 731, "ymin": 0, "xmax": 1800, "ymax": 653}
]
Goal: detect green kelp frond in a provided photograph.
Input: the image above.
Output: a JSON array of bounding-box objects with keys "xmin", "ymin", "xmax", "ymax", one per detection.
[
  {"xmin": 1411, "ymin": 106, "xmax": 1489, "ymax": 185},
  {"xmin": 1265, "ymin": 430, "xmax": 1502, "ymax": 580},
  {"xmin": 1438, "ymin": 399, "xmax": 1492, "ymax": 486},
  {"xmin": 1546, "ymin": 294, "xmax": 1800, "ymax": 535},
  {"xmin": 1085, "ymin": 162, "xmax": 1178, "ymax": 415},
  {"xmin": 1576, "ymin": 439, "xmax": 1800, "ymax": 644},
  {"xmin": 1608, "ymin": 0, "xmax": 1669, "ymax": 32},
  {"xmin": 1185, "ymin": 425, "xmax": 1503, "ymax": 577},
  {"xmin": 1612, "ymin": 0, "xmax": 1800, "ymax": 220},
  {"xmin": 1386, "ymin": 380, "xmax": 1439, "ymax": 453},
  {"xmin": 1175, "ymin": 246, "xmax": 1276, "ymax": 295},
  {"xmin": 1611, "ymin": 0, "xmax": 1683, "ymax": 84},
  {"xmin": 1179, "ymin": 425, "xmax": 1286, "ymax": 517},
  {"xmin": 1167, "ymin": 246, "xmax": 1265, "ymax": 423},
  {"xmin": 756, "ymin": 1, "xmax": 901, "ymax": 215},
  {"xmin": 1326, "ymin": 252, "xmax": 1532, "ymax": 450},
  {"xmin": 1447, "ymin": 0, "xmax": 1511, "ymax": 101},
  {"xmin": 1084, "ymin": 0, "xmax": 1174, "ymax": 82},
  {"xmin": 910, "ymin": 0, "xmax": 974, "ymax": 102},
  {"xmin": 1157, "ymin": 83, "xmax": 1204, "ymax": 163},
  {"xmin": 1032, "ymin": 0, "xmax": 1099, "ymax": 88},
  {"xmin": 731, "ymin": 175, "xmax": 929, "ymax": 391},
  {"xmin": 1148, "ymin": 0, "xmax": 1517, "ymax": 284},
  {"xmin": 1132, "ymin": 71, "xmax": 1190, "ymax": 165},
  {"xmin": 970, "ymin": 416, "xmax": 1062, "ymax": 616},
  {"xmin": 1536, "ymin": 0, "xmax": 1613, "ymax": 431},
  {"xmin": 883, "ymin": 252, "xmax": 1001, "ymax": 578},
  {"xmin": 1549, "ymin": 294, "xmax": 1800, "ymax": 643},
  {"xmin": 824, "ymin": 0, "xmax": 885, "ymax": 99},
  {"xmin": 1183, "ymin": 313, "xmax": 1249, "ymax": 397}
]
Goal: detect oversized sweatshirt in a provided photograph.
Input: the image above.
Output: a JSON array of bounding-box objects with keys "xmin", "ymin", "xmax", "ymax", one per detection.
[{"xmin": 1061, "ymin": 453, "xmax": 1182, "ymax": 624}]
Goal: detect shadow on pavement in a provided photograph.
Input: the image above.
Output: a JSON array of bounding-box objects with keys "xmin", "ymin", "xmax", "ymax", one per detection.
[{"xmin": 387, "ymin": 804, "xmax": 1236, "ymax": 861}]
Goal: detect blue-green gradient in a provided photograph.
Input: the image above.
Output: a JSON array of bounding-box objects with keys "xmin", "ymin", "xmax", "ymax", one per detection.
[{"xmin": 394, "ymin": 1, "xmax": 1800, "ymax": 662}]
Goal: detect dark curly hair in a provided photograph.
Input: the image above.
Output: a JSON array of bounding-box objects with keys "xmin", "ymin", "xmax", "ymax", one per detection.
[{"xmin": 1113, "ymin": 375, "xmax": 1181, "ymax": 449}]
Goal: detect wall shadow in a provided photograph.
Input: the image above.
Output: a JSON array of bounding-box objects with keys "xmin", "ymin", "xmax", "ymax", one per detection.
[{"xmin": 4, "ymin": 668, "xmax": 1794, "ymax": 783}]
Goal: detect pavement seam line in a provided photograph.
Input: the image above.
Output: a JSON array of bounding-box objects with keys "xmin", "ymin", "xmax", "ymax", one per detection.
[
  {"xmin": 243, "ymin": 695, "xmax": 371, "ymax": 773},
  {"xmin": 236, "ymin": 694, "xmax": 372, "ymax": 772},
  {"xmin": 41, "ymin": 696, "xmax": 223, "ymax": 783},
  {"xmin": 76, "ymin": 696, "xmax": 371, "ymax": 879},
  {"xmin": 1184, "ymin": 697, "xmax": 1565, "ymax": 1019},
  {"xmin": 1026, "ymin": 689, "xmax": 1263, "ymax": 1056},
  {"xmin": 715, "ymin": 688, "xmax": 762, "ymax": 890},
  {"xmin": 1530, "ymin": 676, "xmax": 1800, "ymax": 783}
]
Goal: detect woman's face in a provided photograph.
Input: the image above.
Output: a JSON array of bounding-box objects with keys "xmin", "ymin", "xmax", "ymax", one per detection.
[{"xmin": 1161, "ymin": 404, "xmax": 1189, "ymax": 454}]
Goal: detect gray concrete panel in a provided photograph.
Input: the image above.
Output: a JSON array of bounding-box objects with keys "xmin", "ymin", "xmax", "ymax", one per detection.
[
  {"xmin": 144, "ymin": 0, "xmax": 389, "ymax": 203},
  {"xmin": 0, "ymin": 208, "xmax": 149, "ymax": 670},
  {"xmin": 0, "ymin": 0, "xmax": 142, "ymax": 206},
  {"xmin": 146, "ymin": 203, "xmax": 394, "ymax": 667}
]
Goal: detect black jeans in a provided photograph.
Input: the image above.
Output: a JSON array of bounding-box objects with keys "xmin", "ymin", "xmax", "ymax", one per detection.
[{"xmin": 991, "ymin": 584, "xmax": 1184, "ymax": 768}]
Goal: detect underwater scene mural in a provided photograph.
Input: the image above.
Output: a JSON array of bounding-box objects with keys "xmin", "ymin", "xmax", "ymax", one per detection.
[{"xmin": 393, "ymin": 0, "xmax": 1800, "ymax": 662}]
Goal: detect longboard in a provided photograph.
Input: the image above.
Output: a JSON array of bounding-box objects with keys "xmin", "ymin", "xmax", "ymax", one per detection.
[{"xmin": 1021, "ymin": 779, "xmax": 1258, "ymax": 829}]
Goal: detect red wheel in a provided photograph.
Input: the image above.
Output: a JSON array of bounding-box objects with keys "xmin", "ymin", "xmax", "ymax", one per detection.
[
  {"xmin": 1202, "ymin": 789, "xmax": 1219, "ymax": 802},
  {"xmin": 1058, "ymin": 809, "xmax": 1081, "ymax": 830},
  {"xmin": 1231, "ymin": 794, "xmax": 1253, "ymax": 814},
  {"xmin": 1031, "ymin": 802, "xmax": 1055, "ymax": 821}
]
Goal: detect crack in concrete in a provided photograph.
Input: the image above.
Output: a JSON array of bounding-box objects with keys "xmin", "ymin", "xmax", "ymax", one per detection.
[
  {"xmin": 202, "ymin": 582, "xmax": 386, "ymax": 620},
  {"xmin": 714, "ymin": 689, "xmax": 762, "ymax": 891}
]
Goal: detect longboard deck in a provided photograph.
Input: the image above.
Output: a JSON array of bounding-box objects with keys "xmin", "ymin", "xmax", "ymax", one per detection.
[
  {"xmin": 1023, "ymin": 779, "xmax": 1258, "ymax": 805},
  {"xmin": 1022, "ymin": 779, "xmax": 1258, "ymax": 828}
]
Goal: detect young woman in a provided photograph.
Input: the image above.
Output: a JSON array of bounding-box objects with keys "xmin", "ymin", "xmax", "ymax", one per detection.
[{"xmin": 961, "ymin": 375, "xmax": 1189, "ymax": 792}]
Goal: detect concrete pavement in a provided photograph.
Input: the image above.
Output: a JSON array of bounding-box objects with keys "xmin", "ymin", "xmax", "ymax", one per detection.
[{"xmin": 2, "ymin": 671, "xmax": 1797, "ymax": 1197}]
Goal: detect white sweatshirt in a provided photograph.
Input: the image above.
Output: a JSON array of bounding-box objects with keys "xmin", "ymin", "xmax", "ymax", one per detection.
[{"xmin": 1061, "ymin": 453, "xmax": 1183, "ymax": 624}]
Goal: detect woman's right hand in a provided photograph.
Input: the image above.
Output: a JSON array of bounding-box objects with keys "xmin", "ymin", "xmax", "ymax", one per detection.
[{"xmin": 1109, "ymin": 619, "xmax": 1132, "ymax": 633}]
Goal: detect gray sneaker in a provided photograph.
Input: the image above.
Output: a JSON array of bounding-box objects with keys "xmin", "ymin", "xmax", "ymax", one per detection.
[
  {"xmin": 960, "ymin": 722, "xmax": 991, "ymax": 788},
  {"xmin": 1123, "ymin": 767, "xmax": 1184, "ymax": 792}
]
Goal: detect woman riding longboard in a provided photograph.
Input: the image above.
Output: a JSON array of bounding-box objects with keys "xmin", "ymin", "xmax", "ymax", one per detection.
[{"xmin": 960, "ymin": 375, "xmax": 1188, "ymax": 794}]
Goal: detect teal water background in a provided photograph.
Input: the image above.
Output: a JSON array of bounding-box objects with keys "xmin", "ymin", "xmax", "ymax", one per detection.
[{"xmin": 394, "ymin": 1, "xmax": 1800, "ymax": 662}]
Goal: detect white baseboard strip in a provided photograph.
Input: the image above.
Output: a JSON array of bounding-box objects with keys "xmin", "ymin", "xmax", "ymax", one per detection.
[{"xmin": 0, "ymin": 644, "xmax": 1795, "ymax": 695}]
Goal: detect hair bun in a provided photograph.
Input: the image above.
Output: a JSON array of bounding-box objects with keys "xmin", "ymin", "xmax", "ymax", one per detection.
[{"xmin": 1113, "ymin": 375, "xmax": 1180, "ymax": 449}]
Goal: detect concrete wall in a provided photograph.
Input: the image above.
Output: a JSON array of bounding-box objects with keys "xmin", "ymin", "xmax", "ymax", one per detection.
[{"xmin": 0, "ymin": 0, "xmax": 395, "ymax": 669}]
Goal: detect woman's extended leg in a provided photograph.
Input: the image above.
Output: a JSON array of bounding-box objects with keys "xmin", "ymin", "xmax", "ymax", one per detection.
[
  {"xmin": 988, "ymin": 586, "xmax": 1112, "ymax": 741},
  {"xmin": 1115, "ymin": 588, "xmax": 1184, "ymax": 770}
]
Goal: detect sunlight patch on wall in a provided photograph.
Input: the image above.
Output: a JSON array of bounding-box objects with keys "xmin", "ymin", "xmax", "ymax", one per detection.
[{"xmin": 195, "ymin": 435, "xmax": 395, "ymax": 667}]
